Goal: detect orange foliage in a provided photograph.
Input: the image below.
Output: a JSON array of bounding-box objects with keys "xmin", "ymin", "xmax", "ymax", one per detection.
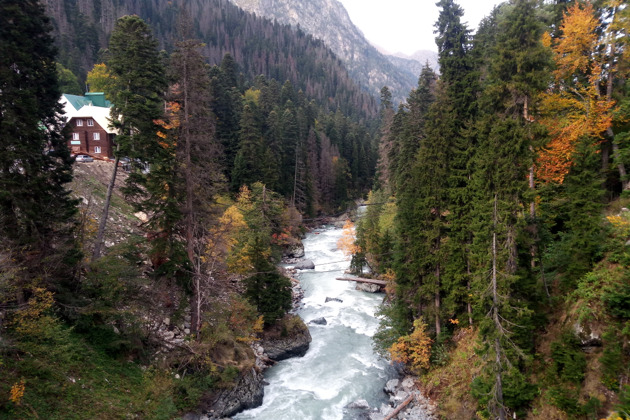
[
  {"xmin": 154, "ymin": 101, "xmax": 180, "ymax": 148},
  {"xmin": 389, "ymin": 318, "xmax": 433, "ymax": 374},
  {"xmin": 271, "ymin": 230, "xmax": 292, "ymax": 246},
  {"xmin": 9, "ymin": 380, "xmax": 25, "ymax": 405},
  {"xmin": 552, "ymin": 3, "xmax": 599, "ymax": 80},
  {"xmin": 336, "ymin": 219, "xmax": 360, "ymax": 257},
  {"xmin": 383, "ymin": 268, "xmax": 397, "ymax": 298},
  {"xmin": 536, "ymin": 2, "xmax": 614, "ymax": 184}
]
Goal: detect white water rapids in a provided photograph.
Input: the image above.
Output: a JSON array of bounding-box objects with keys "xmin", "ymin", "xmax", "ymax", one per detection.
[{"xmin": 235, "ymin": 224, "xmax": 395, "ymax": 420}]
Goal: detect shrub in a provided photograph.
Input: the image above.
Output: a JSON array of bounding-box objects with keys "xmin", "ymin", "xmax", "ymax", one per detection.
[
  {"xmin": 550, "ymin": 332, "xmax": 586, "ymax": 383},
  {"xmin": 603, "ymin": 283, "xmax": 630, "ymax": 319},
  {"xmin": 388, "ymin": 318, "xmax": 433, "ymax": 374},
  {"xmin": 600, "ymin": 329, "xmax": 624, "ymax": 390}
]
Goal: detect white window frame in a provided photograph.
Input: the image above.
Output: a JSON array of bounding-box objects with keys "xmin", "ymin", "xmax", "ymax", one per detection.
[
  {"xmin": 76, "ymin": 119, "xmax": 83, "ymax": 126},
  {"xmin": 93, "ymin": 132, "xmax": 100, "ymax": 141},
  {"xmin": 94, "ymin": 146, "xmax": 101, "ymax": 154},
  {"xmin": 87, "ymin": 119, "xmax": 94, "ymax": 127},
  {"xmin": 72, "ymin": 132, "xmax": 79, "ymax": 140}
]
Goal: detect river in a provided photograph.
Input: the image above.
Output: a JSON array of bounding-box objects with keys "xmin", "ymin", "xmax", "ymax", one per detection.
[{"xmin": 235, "ymin": 224, "xmax": 394, "ymax": 420}]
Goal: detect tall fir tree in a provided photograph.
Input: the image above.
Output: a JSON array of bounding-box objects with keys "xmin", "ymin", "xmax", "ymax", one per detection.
[
  {"xmin": 0, "ymin": 0, "xmax": 79, "ymax": 300},
  {"xmin": 232, "ymin": 102, "xmax": 265, "ymax": 190},
  {"xmin": 470, "ymin": 1, "xmax": 550, "ymax": 417},
  {"xmin": 169, "ymin": 33, "xmax": 223, "ymax": 335},
  {"xmin": 211, "ymin": 54, "xmax": 242, "ymax": 183},
  {"xmin": 101, "ymin": 15, "xmax": 169, "ymax": 263},
  {"xmin": 435, "ymin": 0, "xmax": 478, "ymax": 329}
]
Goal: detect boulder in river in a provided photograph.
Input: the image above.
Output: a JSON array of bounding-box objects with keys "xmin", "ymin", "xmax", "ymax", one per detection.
[
  {"xmin": 309, "ymin": 317, "xmax": 327, "ymax": 325},
  {"xmin": 356, "ymin": 283, "xmax": 382, "ymax": 293},
  {"xmin": 347, "ymin": 399, "xmax": 370, "ymax": 409},
  {"xmin": 294, "ymin": 259, "xmax": 315, "ymax": 270},
  {"xmin": 261, "ymin": 315, "xmax": 312, "ymax": 361},
  {"xmin": 325, "ymin": 297, "xmax": 343, "ymax": 303},
  {"xmin": 203, "ymin": 367, "xmax": 264, "ymax": 418}
]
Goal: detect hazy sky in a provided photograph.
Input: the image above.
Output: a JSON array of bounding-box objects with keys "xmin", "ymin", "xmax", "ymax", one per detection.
[{"xmin": 338, "ymin": 0, "xmax": 505, "ymax": 55}]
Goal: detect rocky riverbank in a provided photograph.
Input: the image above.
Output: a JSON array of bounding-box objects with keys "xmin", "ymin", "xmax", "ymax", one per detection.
[
  {"xmin": 193, "ymin": 241, "xmax": 313, "ymax": 419},
  {"xmin": 345, "ymin": 377, "xmax": 438, "ymax": 420}
]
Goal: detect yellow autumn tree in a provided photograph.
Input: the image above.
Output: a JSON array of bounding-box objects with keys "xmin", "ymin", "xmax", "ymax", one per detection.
[
  {"xmin": 536, "ymin": 2, "xmax": 614, "ymax": 184},
  {"xmin": 221, "ymin": 203, "xmax": 254, "ymax": 275},
  {"xmin": 337, "ymin": 219, "xmax": 360, "ymax": 257},
  {"xmin": 86, "ymin": 63, "xmax": 115, "ymax": 96},
  {"xmin": 388, "ymin": 318, "xmax": 433, "ymax": 374}
]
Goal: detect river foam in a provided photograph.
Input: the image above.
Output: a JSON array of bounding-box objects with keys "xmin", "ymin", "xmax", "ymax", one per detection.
[{"xmin": 234, "ymin": 225, "xmax": 393, "ymax": 420}]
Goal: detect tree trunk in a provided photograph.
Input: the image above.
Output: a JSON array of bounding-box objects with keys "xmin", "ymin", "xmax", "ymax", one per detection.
[
  {"xmin": 467, "ymin": 279, "xmax": 473, "ymax": 326},
  {"xmin": 92, "ymin": 156, "xmax": 120, "ymax": 261},
  {"xmin": 435, "ymin": 264, "xmax": 441, "ymax": 335},
  {"xmin": 292, "ymin": 142, "xmax": 298, "ymax": 207},
  {"xmin": 181, "ymin": 49, "xmax": 201, "ymax": 338},
  {"xmin": 492, "ymin": 195, "xmax": 506, "ymax": 420},
  {"xmin": 525, "ymin": 96, "xmax": 537, "ymax": 268},
  {"xmin": 495, "ymin": 337, "xmax": 506, "ymax": 420}
]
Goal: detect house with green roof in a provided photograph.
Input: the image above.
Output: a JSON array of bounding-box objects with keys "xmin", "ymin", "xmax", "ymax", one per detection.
[{"xmin": 61, "ymin": 92, "xmax": 118, "ymax": 159}]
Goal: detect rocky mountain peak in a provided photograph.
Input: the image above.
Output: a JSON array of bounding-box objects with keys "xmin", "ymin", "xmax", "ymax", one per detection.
[{"xmin": 228, "ymin": 0, "xmax": 434, "ymax": 103}]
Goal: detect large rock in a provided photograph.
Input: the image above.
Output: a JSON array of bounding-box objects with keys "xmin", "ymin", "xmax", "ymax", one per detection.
[
  {"xmin": 262, "ymin": 318, "xmax": 312, "ymax": 361},
  {"xmin": 294, "ymin": 259, "xmax": 315, "ymax": 270},
  {"xmin": 384, "ymin": 378, "xmax": 399, "ymax": 394},
  {"xmin": 356, "ymin": 283, "xmax": 382, "ymax": 293},
  {"xmin": 347, "ymin": 399, "xmax": 370, "ymax": 409},
  {"xmin": 401, "ymin": 376, "xmax": 416, "ymax": 390},
  {"xmin": 309, "ymin": 317, "xmax": 327, "ymax": 325},
  {"xmin": 285, "ymin": 242, "xmax": 305, "ymax": 258},
  {"xmin": 204, "ymin": 367, "xmax": 265, "ymax": 418},
  {"xmin": 573, "ymin": 321, "xmax": 602, "ymax": 348}
]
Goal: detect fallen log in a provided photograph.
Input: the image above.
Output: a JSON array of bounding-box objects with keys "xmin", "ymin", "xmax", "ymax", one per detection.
[
  {"xmin": 384, "ymin": 394, "xmax": 415, "ymax": 420},
  {"xmin": 336, "ymin": 277, "xmax": 387, "ymax": 286}
]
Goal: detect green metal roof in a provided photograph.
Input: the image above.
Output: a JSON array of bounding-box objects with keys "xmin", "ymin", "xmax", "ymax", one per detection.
[
  {"xmin": 63, "ymin": 92, "xmax": 111, "ymax": 110},
  {"xmin": 84, "ymin": 92, "xmax": 111, "ymax": 107}
]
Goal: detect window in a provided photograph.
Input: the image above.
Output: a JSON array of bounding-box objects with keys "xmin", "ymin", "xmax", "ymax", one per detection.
[
  {"xmin": 87, "ymin": 119, "xmax": 94, "ymax": 127},
  {"xmin": 76, "ymin": 119, "xmax": 83, "ymax": 126},
  {"xmin": 93, "ymin": 132, "xmax": 100, "ymax": 141},
  {"xmin": 94, "ymin": 146, "xmax": 101, "ymax": 154},
  {"xmin": 72, "ymin": 132, "xmax": 79, "ymax": 140}
]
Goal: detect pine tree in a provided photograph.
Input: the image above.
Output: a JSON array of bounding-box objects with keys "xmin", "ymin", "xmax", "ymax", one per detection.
[
  {"xmin": 392, "ymin": 64, "xmax": 437, "ymax": 191},
  {"xmin": 210, "ymin": 55, "xmax": 242, "ymax": 184},
  {"xmin": 434, "ymin": 0, "xmax": 478, "ymax": 329},
  {"xmin": 235, "ymin": 184, "xmax": 292, "ymax": 325},
  {"xmin": 0, "ymin": 0, "xmax": 79, "ymax": 299},
  {"xmin": 169, "ymin": 33, "xmax": 223, "ymax": 335},
  {"xmin": 434, "ymin": 0, "xmax": 476, "ymax": 118},
  {"xmin": 374, "ymin": 86, "xmax": 396, "ymax": 192},
  {"xmin": 470, "ymin": 1, "xmax": 550, "ymax": 416},
  {"xmin": 232, "ymin": 102, "xmax": 265, "ymax": 189},
  {"xmin": 95, "ymin": 15, "xmax": 168, "ymax": 262},
  {"xmin": 280, "ymin": 100, "xmax": 299, "ymax": 196}
]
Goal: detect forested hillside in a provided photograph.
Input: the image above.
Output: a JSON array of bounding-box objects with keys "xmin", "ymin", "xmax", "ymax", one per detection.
[
  {"xmin": 43, "ymin": 0, "xmax": 378, "ymax": 119},
  {"xmin": 355, "ymin": 0, "xmax": 630, "ymax": 419},
  {"xmin": 1, "ymin": 0, "xmax": 377, "ymax": 417},
  {"xmin": 4, "ymin": 0, "xmax": 630, "ymax": 418}
]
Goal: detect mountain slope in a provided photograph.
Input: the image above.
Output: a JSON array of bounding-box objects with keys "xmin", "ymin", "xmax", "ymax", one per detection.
[
  {"xmin": 227, "ymin": 0, "xmax": 421, "ymax": 103},
  {"xmin": 43, "ymin": 0, "xmax": 377, "ymax": 119}
]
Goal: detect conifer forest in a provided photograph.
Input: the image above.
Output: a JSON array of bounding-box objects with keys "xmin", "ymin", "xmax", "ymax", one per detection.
[{"xmin": 1, "ymin": 0, "xmax": 630, "ymax": 419}]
